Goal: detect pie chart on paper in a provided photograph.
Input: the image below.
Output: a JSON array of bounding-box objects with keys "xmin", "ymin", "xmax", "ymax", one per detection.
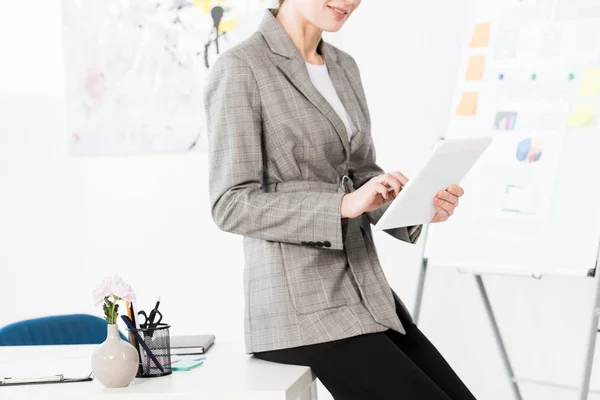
[{"xmin": 516, "ymin": 138, "xmax": 543, "ymax": 163}]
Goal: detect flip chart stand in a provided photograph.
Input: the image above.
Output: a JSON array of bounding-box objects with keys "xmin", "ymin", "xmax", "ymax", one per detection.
[{"xmin": 413, "ymin": 234, "xmax": 600, "ymax": 400}]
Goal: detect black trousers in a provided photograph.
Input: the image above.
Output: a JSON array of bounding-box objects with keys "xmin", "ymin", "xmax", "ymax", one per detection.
[{"xmin": 254, "ymin": 307, "xmax": 477, "ymax": 400}]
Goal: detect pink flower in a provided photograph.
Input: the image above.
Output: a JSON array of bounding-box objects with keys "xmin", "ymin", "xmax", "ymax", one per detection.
[
  {"xmin": 111, "ymin": 278, "xmax": 136, "ymax": 302},
  {"xmin": 93, "ymin": 275, "xmax": 136, "ymax": 306},
  {"xmin": 93, "ymin": 278, "xmax": 112, "ymax": 307}
]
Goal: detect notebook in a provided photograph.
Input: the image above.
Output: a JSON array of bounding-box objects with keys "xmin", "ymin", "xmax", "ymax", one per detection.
[{"xmin": 170, "ymin": 334, "xmax": 215, "ymax": 355}]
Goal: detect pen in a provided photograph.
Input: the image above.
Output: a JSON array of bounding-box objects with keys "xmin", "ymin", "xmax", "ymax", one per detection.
[
  {"xmin": 129, "ymin": 302, "xmax": 137, "ymax": 340},
  {"xmin": 121, "ymin": 315, "xmax": 165, "ymax": 373}
]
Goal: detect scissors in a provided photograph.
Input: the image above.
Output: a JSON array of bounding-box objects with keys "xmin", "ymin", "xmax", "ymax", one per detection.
[{"xmin": 138, "ymin": 308, "xmax": 163, "ymax": 329}]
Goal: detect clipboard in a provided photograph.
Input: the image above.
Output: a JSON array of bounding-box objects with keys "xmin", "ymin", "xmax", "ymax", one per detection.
[
  {"xmin": 0, "ymin": 358, "xmax": 94, "ymax": 387},
  {"xmin": 0, "ymin": 373, "xmax": 93, "ymax": 387}
]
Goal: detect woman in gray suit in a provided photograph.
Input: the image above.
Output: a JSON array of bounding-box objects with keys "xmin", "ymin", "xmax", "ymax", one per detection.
[{"xmin": 205, "ymin": 1, "xmax": 475, "ymax": 399}]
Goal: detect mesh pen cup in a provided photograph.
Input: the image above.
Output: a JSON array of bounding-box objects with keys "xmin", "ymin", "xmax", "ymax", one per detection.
[{"xmin": 128, "ymin": 323, "xmax": 172, "ymax": 378}]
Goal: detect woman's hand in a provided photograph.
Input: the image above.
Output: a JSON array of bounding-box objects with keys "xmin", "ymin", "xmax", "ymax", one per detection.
[
  {"xmin": 431, "ymin": 185, "xmax": 464, "ymax": 223},
  {"xmin": 341, "ymin": 172, "xmax": 408, "ymax": 219}
]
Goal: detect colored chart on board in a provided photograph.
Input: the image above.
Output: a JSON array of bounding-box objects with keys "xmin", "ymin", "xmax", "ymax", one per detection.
[
  {"xmin": 494, "ymin": 112, "xmax": 518, "ymax": 130},
  {"xmin": 516, "ymin": 138, "xmax": 543, "ymax": 163},
  {"xmin": 63, "ymin": 0, "xmax": 268, "ymax": 155}
]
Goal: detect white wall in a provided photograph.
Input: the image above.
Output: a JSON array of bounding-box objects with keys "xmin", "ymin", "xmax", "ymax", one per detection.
[
  {"xmin": 0, "ymin": 0, "xmax": 246, "ymax": 346},
  {"xmin": 2, "ymin": 1, "xmax": 600, "ymax": 400}
]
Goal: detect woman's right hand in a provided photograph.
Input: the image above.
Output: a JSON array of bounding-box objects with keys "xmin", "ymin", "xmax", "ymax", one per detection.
[{"xmin": 341, "ymin": 172, "xmax": 408, "ymax": 219}]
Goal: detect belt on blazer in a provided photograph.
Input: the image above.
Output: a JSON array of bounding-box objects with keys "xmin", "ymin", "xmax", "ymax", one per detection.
[{"xmin": 263, "ymin": 175, "xmax": 356, "ymax": 194}]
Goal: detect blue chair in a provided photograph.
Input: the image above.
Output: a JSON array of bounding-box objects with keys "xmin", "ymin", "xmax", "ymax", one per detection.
[{"xmin": 0, "ymin": 314, "xmax": 127, "ymax": 346}]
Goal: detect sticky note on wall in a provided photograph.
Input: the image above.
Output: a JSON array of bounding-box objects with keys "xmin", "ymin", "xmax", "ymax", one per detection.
[
  {"xmin": 456, "ymin": 92, "xmax": 479, "ymax": 116},
  {"xmin": 470, "ymin": 22, "xmax": 491, "ymax": 48},
  {"xmin": 465, "ymin": 56, "xmax": 486, "ymax": 81},
  {"xmin": 578, "ymin": 67, "xmax": 600, "ymax": 96},
  {"xmin": 567, "ymin": 104, "xmax": 595, "ymax": 127}
]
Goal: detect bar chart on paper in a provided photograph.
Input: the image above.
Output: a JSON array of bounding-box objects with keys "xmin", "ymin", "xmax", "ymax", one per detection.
[{"xmin": 494, "ymin": 111, "xmax": 518, "ymax": 130}]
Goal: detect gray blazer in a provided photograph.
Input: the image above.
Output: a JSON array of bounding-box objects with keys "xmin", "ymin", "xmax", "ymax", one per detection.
[{"xmin": 205, "ymin": 9, "xmax": 422, "ymax": 354}]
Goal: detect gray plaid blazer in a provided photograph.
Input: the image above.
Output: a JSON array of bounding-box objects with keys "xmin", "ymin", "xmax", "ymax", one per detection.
[{"xmin": 205, "ymin": 9, "xmax": 422, "ymax": 354}]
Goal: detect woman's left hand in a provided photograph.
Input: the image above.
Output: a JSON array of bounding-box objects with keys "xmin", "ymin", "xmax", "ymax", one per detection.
[{"xmin": 431, "ymin": 185, "xmax": 464, "ymax": 223}]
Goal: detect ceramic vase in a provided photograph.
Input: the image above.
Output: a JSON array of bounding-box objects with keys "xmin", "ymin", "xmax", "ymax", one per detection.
[{"xmin": 91, "ymin": 324, "xmax": 139, "ymax": 388}]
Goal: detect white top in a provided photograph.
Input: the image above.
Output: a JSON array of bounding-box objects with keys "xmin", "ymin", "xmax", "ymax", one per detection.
[
  {"xmin": 306, "ymin": 62, "xmax": 357, "ymax": 140},
  {"xmin": 0, "ymin": 343, "xmax": 316, "ymax": 400}
]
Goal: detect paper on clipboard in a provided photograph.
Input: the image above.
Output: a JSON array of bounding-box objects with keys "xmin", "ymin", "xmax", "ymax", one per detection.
[{"xmin": 0, "ymin": 358, "xmax": 92, "ymax": 386}]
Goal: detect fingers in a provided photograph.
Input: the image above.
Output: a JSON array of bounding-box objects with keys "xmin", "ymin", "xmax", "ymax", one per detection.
[
  {"xmin": 375, "ymin": 173, "xmax": 403, "ymax": 196},
  {"xmin": 434, "ymin": 197, "xmax": 455, "ymax": 216},
  {"xmin": 432, "ymin": 208, "xmax": 450, "ymax": 223},
  {"xmin": 374, "ymin": 183, "xmax": 391, "ymax": 200},
  {"xmin": 432, "ymin": 185, "xmax": 464, "ymax": 223},
  {"xmin": 389, "ymin": 171, "xmax": 409, "ymax": 187},
  {"xmin": 447, "ymin": 185, "xmax": 464, "ymax": 197},
  {"xmin": 436, "ymin": 190, "xmax": 459, "ymax": 206}
]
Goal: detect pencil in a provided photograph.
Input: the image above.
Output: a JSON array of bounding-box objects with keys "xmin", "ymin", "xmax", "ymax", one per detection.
[{"xmin": 125, "ymin": 301, "xmax": 134, "ymax": 345}]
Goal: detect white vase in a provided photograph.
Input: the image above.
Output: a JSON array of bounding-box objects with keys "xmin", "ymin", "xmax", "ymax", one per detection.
[{"xmin": 92, "ymin": 324, "xmax": 139, "ymax": 388}]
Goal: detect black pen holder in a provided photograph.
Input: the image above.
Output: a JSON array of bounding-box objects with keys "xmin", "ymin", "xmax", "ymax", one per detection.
[{"xmin": 128, "ymin": 323, "xmax": 172, "ymax": 378}]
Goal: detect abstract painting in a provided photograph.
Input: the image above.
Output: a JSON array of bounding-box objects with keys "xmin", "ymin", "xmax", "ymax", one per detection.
[{"xmin": 62, "ymin": 0, "xmax": 274, "ymax": 155}]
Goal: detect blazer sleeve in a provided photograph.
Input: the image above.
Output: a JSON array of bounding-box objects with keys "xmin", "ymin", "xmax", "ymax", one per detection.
[
  {"xmin": 204, "ymin": 53, "xmax": 346, "ymax": 250},
  {"xmin": 349, "ymin": 135, "xmax": 422, "ymax": 244}
]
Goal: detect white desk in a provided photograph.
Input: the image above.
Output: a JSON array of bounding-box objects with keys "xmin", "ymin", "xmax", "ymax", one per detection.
[{"xmin": 0, "ymin": 342, "xmax": 318, "ymax": 400}]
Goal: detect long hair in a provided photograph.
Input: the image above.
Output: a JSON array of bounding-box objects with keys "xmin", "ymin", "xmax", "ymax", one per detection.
[{"xmin": 274, "ymin": 0, "xmax": 284, "ymax": 15}]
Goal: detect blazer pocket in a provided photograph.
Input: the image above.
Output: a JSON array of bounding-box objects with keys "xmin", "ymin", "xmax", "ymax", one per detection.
[{"xmin": 280, "ymin": 242, "xmax": 361, "ymax": 315}]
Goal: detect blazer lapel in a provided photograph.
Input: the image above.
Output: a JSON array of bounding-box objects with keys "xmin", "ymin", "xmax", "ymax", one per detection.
[
  {"xmin": 322, "ymin": 48, "xmax": 367, "ymax": 148},
  {"xmin": 278, "ymin": 57, "xmax": 350, "ymax": 154},
  {"xmin": 259, "ymin": 10, "xmax": 350, "ymax": 155}
]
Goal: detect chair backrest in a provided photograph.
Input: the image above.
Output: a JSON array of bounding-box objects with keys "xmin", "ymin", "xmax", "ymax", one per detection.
[{"xmin": 0, "ymin": 314, "xmax": 126, "ymax": 346}]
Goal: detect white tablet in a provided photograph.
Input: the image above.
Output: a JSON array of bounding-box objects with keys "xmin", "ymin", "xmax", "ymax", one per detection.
[{"xmin": 374, "ymin": 137, "xmax": 492, "ymax": 231}]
